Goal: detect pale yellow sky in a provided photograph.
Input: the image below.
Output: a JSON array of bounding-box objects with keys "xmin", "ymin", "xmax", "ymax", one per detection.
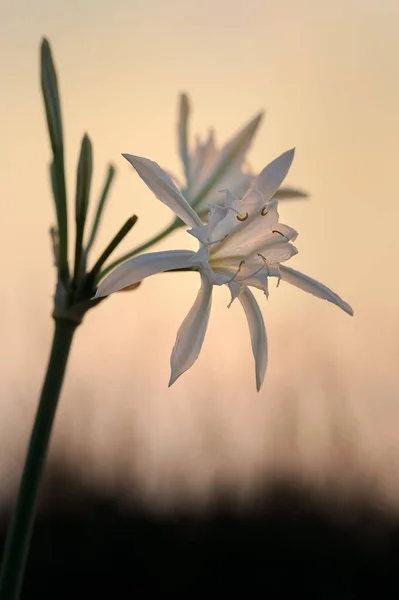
[{"xmin": 1, "ymin": 0, "xmax": 399, "ymax": 507}]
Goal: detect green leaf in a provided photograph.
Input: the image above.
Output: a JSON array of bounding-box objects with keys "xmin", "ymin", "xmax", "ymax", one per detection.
[
  {"xmin": 90, "ymin": 215, "xmax": 138, "ymax": 282},
  {"xmin": 274, "ymin": 187, "xmax": 308, "ymax": 200},
  {"xmin": 85, "ymin": 164, "xmax": 116, "ymax": 253},
  {"xmin": 41, "ymin": 39, "xmax": 64, "ymax": 154},
  {"xmin": 73, "ymin": 134, "xmax": 93, "ymax": 288},
  {"xmin": 41, "ymin": 38, "xmax": 69, "ymax": 283},
  {"xmin": 178, "ymin": 93, "xmax": 191, "ymax": 189}
]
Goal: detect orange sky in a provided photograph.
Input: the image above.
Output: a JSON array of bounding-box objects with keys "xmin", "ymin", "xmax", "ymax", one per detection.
[{"xmin": 1, "ymin": 0, "xmax": 399, "ymax": 508}]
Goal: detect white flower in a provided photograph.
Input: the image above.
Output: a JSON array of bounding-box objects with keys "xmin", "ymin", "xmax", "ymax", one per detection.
[
  {"xmin": 175, "ymin": 94, "xmax": 307, "ymax": 217},
  {"xmin": 96, "ymin": 151, "xmax": 353, "ymax": 391}
]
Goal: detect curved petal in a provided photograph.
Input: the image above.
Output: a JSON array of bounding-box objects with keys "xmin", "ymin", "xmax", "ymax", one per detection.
[
  {"xmin": 238, "ymin": 287, "xmax": 268, "ymax": 391},
  {"xmin": 169, "ymin": 274, "xmax": 213, "ymax": 386},
  {"xmin": 212, "ymin": 221, "xmax": 298, "ymax": 263},
  {"xmin": 122, "ymin": 154, "xmax": 203, "ymax": 227},
  {"xmin": 260, "ymin": 241, "xmax": 298, "ymax": 263},
  {"xmin": 279, "ymin": 265, "xmax": 354, "ymax": 316},
  {"xmin": 242, "ymin": 148, "xmax": 295, "ymax": 207},
  {"xmin": 95, "ymin": 250, "xmax": 196, "ymax": 298},
  {"xmin": 210, "ymin": 206, "xmax": 279, "ymax": 259}
]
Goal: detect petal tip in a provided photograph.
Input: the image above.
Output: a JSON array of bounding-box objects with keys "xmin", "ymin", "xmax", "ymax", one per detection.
[
  {"xmin": 253, "ymin": 110, "xmax": 265, "ymax": 124},
  {"xmin": 344, "ymin": 303, "xmax": 354, "ymax": 317},
  {"xmin": 93, "ymin": 288, "xmax": 106, "ymax": 299},
  {"xmin": 122, "ymin": 153, "xmax": 136, "ymax": 166},
  {"xmin": 168, "ymin": 370, "xmax": 181, "ymax": 387},
  {"xmin": 256, "ymin": 365, "xmax": 267, "ymax": 392}
]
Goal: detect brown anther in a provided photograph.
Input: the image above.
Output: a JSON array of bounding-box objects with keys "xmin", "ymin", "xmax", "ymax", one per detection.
[
  {"xmin": 236, "ymin": 212, "xmax": 249, "ymax": 222},
  {"xmin": 261, "ymin": 207, "xmax": 268, "ymax": 216},
  {"xmin": 272, "ymin": 229, "xmax": 285, "ymax": 237}
]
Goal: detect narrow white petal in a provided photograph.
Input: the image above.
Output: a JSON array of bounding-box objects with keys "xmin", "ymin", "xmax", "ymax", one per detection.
[
  {"xmin": 215, "ymin": 112, "xmax": 263, "ymax": 175},
  {"xmin": 169, "ymin": 274, "xmax": 213, "ymax": 386},
  {"xmin": 190, "ymin": 131, "xmax": 218, "ymax": 194},
  {"xmin": 95, "ymin": 250, "xmax": 196, "ymax": 298},
  {"xmin": 242, "ymin": 148, "xmax": 295, "ymax": 206},
  {"xmin": 123, "ymin": 154, "xmax": 202, "ymax": 227},
  {"xmin": 279, "ymin": 265, "xmax": 354, "ymax": 316},
  {"xmin": 238, "ymin": 287, "xmax": 268, "ymax": 391},
  {"xmin": 260, "ymin": 241, "xmax": 298, "ymax": 263},
  {"xmin": 191, "ymin": 112, "xmax": 264, "ymax": 209}
]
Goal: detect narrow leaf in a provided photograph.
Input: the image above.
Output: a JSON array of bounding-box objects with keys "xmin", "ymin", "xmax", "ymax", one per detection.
[
  {"xmin": 41, "ymin": 38, "xmax": 69, "ymax": 281},
  {"xmin": 85, "ymin": 164, "xmax": 116, "ymax": 253},
  {"xmin": 73, "ymin": 134, "xmax": 93, "ymax": 287},
  {"xmin": 178, "ymin": 93, "xmax": 191, "ymax": 188}
]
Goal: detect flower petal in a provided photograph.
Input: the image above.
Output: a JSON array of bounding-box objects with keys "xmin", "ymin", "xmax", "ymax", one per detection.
[
  {"xmin": 211, "ymin": 213, "xmax": 299, "ymax": 262},
  {"xmin": 238, "ymin": 287, "xmax": 268, "ymax": 391},
  {"xmin": 211, "ymin": 207, "xmax": 278, "ymax": 258},
  {"xmin": 279, "ymin": 265, "xmax": 354, "ymax": 316},
  {"xmin": 190, "ymin": 112, "xmax": 264, "ymax": 211},
  {"xmin": 122, "ymin": 154, "xmax": 203, "ymax": 227},
  {"xmin": 242, "ymin": 148, "xmax": 295, "ymax": 207},
  {"xmin": 95, "ymin": 250, "xmax": 196, "ymax": 298},
  {"xmin": 189, "ymin": 131, "xmax": 218, "ymax": 195},
  {"xmin": 169, "ymin": 274, "xmax": 213, "ymax": 386},
  {"xmin": 260, "ymin": 241, "xmax": 298, "ymax": 263}
]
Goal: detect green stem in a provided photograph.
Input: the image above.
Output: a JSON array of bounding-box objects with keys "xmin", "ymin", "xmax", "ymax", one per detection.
[
  {"xmin": 89, "ymin": 215, "xmax": 138, "ymax": 281},
  {"xmin": 0, "ymin": 320, "xmax": 78, "ymax": 600},
  {"xmin": 99, "ymin": 220, "xmax": 178, "ymax": 279}
]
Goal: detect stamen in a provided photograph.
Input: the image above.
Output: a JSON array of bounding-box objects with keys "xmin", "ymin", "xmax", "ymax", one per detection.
[
  {"xmin": 225, "ymin": 260, "xmax": 245, "ymax": 283},
  {"xmin": 234, "ymin": 255, "xmax": 269, "ymax": 282},
  {"xmin": 256, "ymin": 253, "xmax": 271, "ymax": 275},
  {"xmin": 272, "ymin": 229, "xmax": 286, "ymax": 238},
  {"xmin": 217, "ymin": 202, "xmax": 249, "ymax": 222},
  {"xmin": 261, "ymin": 206, "xmax": 268, "ymax": 216}
]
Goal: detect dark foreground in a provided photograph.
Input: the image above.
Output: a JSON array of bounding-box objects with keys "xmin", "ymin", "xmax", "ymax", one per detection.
[{"xmin": 1, "ymin": 470, "xmax": 399, "ymax": 598}]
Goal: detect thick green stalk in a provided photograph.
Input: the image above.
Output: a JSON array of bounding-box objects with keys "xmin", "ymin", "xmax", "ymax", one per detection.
[{"xmin": 0, "ymin": 320, "xmax": 77, "ymax": 600}]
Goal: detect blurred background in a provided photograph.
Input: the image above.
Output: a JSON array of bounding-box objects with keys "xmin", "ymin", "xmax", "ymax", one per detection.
[{"xmin": 1, "ymin": 0, "xmax": 399, "ymax": 595}]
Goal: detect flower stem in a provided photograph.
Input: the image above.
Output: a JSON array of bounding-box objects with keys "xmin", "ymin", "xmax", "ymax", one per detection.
[
  {"xmin": 0, "ymin": 319, "xmax": 78, "ymax": 600},
  {"xmin": 99, "ymin": 220, "xmax": 178, "ymax": 279}
]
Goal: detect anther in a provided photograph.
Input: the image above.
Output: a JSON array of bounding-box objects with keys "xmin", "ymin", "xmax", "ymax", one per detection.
[
  {"xmin": 236, "ymin": 212, "xmax": 249, "ymax": 222},
  {"xmin": 272, "ymin": 229, "xmax": 286, "ymax": 238},
  {"xmin": 261, "ymin": 206, "xmax": 268, "ymax": 216},
  {"xmin": 234, "ymin": 255, "xmax": 269, "ymax": 282}
]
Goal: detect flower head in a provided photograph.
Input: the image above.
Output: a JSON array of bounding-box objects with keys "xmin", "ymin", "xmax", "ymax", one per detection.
[
  {"xmin": 96, "ymin": 151, "xmax": 353, "ymax": 391},
  {"xmin": 175, "ymin": 94, "xmax": 307, "ymax": 217}
]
